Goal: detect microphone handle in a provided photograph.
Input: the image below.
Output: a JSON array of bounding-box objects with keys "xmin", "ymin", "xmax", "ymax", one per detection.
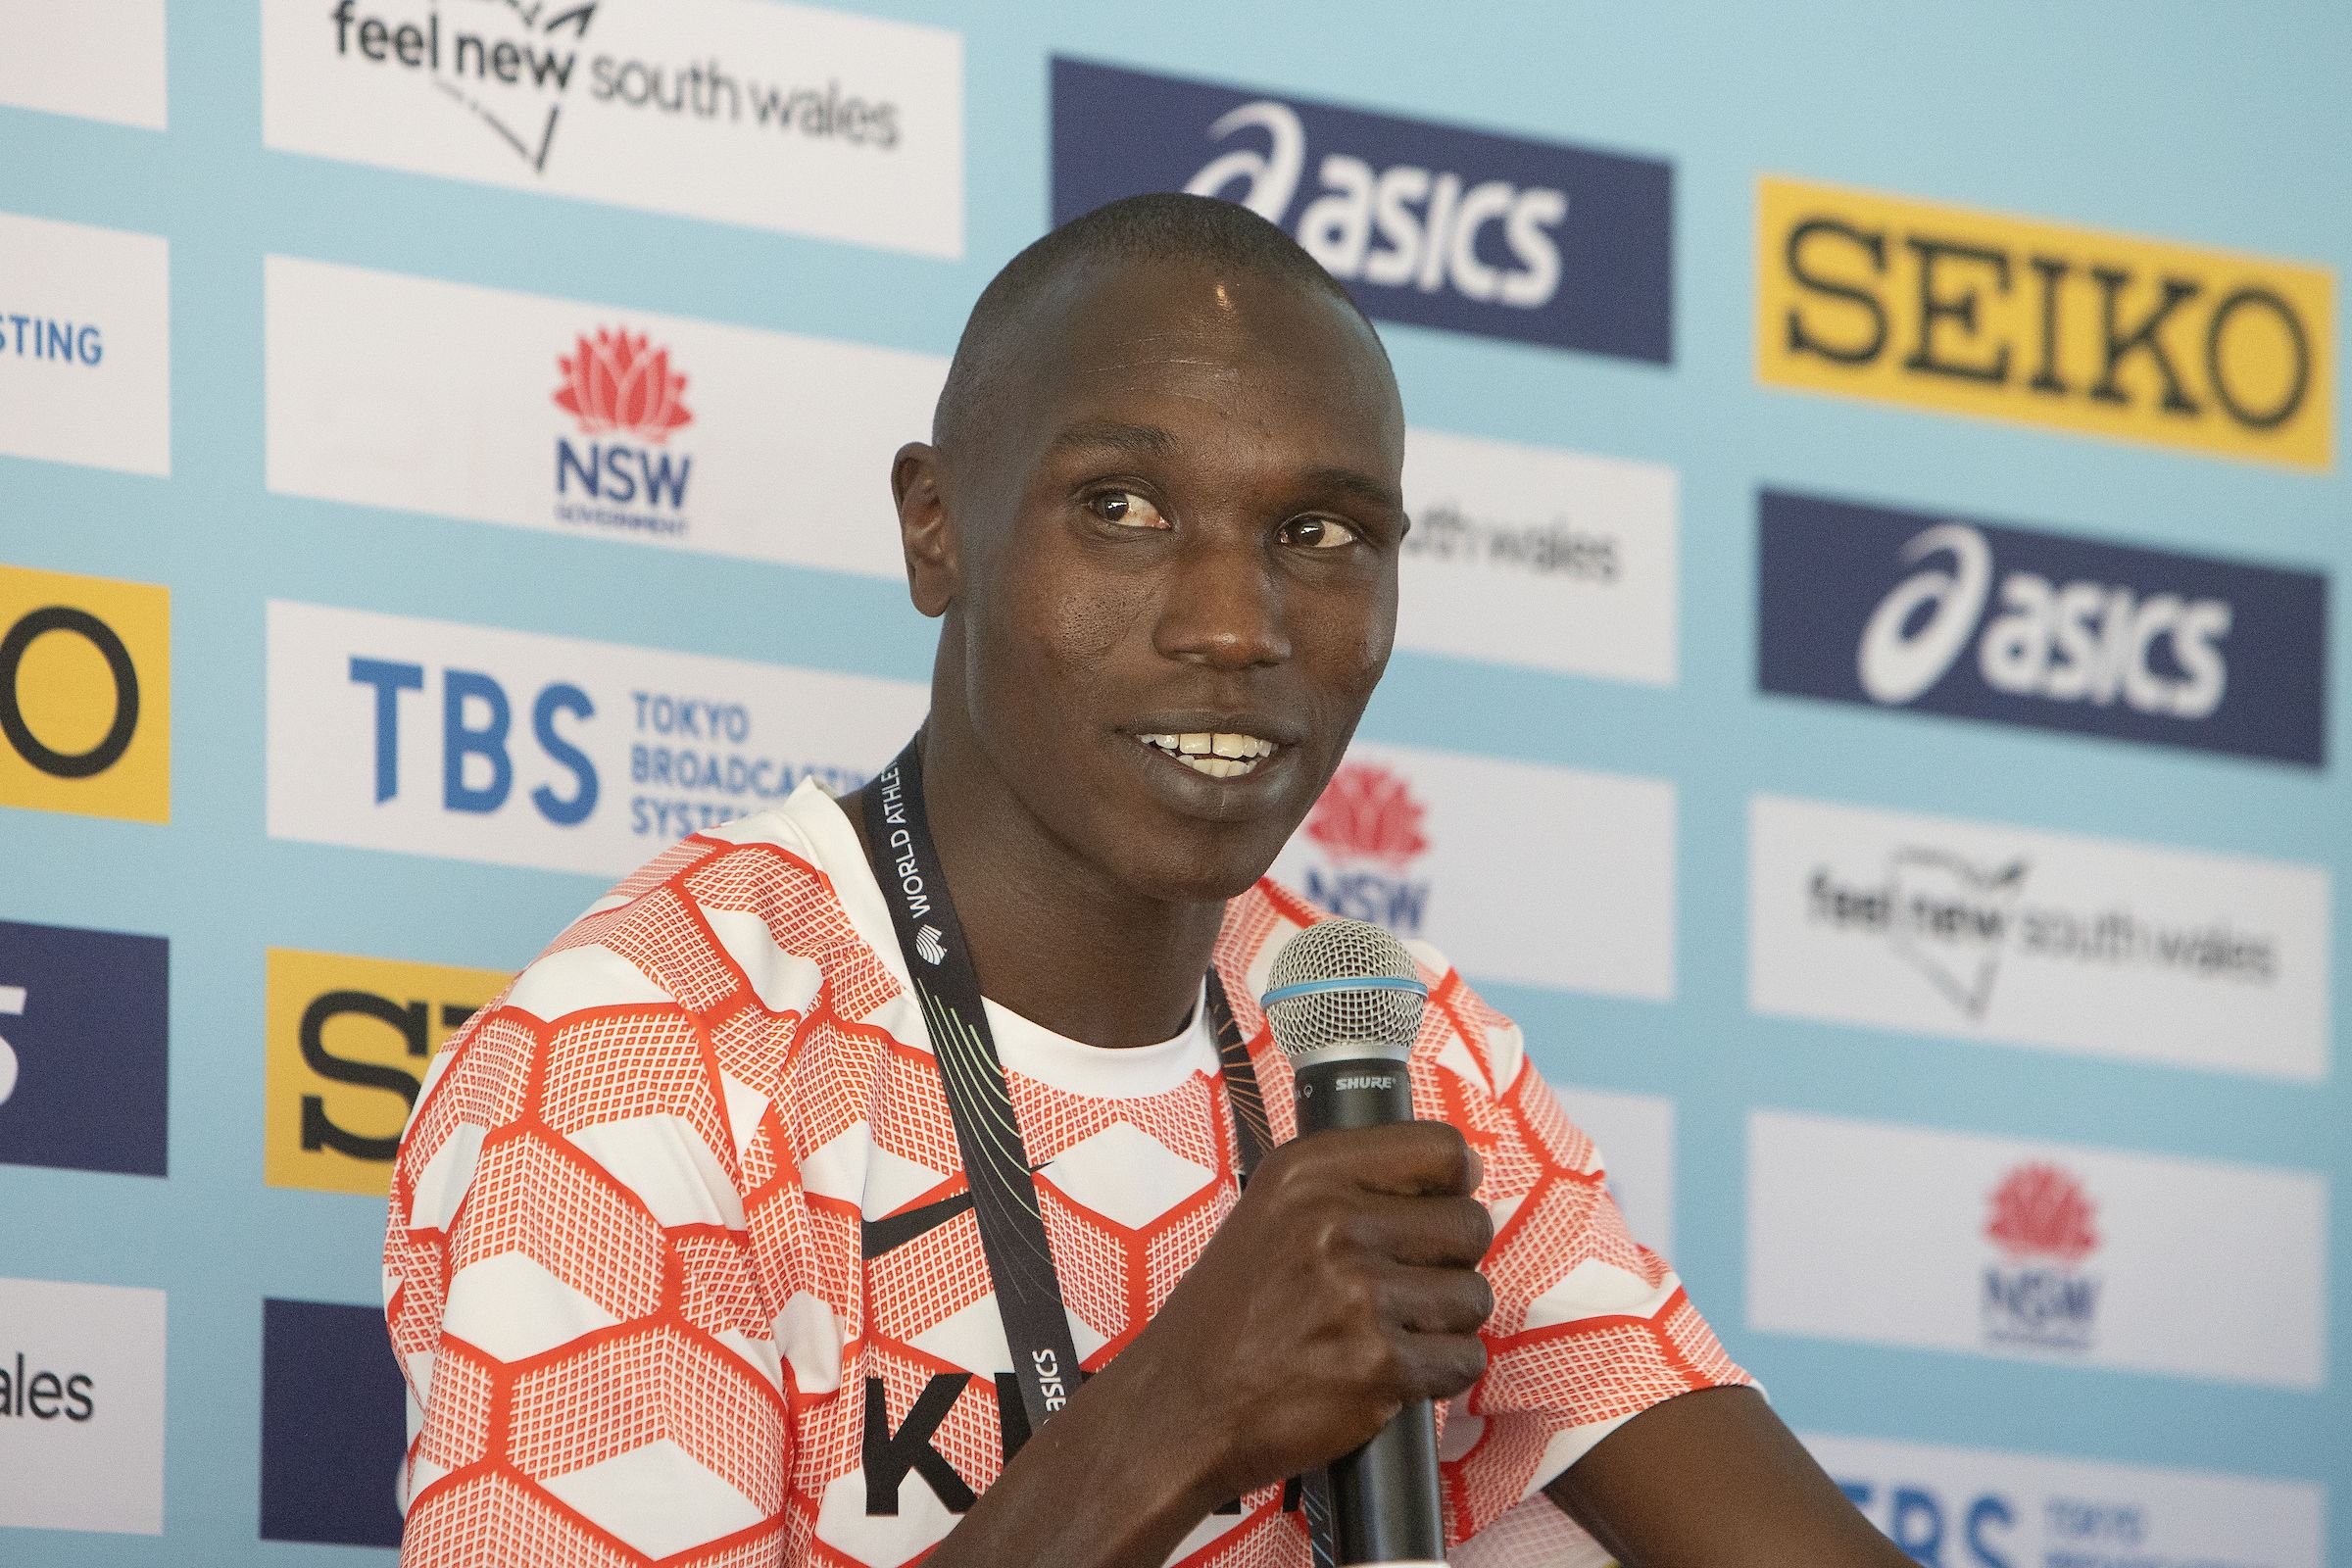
[{"xmin": 1293, "ymin": 1052, "xmax": 1446, "ymax": 1568}]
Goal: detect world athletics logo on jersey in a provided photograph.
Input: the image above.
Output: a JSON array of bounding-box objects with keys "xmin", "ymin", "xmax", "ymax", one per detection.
[
  {"xmin": 1050, "ymin": 58, "xmax": 1672, "ymax": 362},
  {"xmin": 1757, "ymin": 487, "xmax": 2328, "ymax": 766}
]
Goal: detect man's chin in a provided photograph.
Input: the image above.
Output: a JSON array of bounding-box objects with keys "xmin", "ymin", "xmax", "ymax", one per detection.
[{"xmin": 1103, "ymin": 822, "xmax": 1296, "ymax": 908}]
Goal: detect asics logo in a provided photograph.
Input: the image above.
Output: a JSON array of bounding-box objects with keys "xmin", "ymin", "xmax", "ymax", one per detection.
[
  {"xmin": 1858, "ymin": 523, "xmax": 2231, "ymax": 719},
  {"xmin": 1185, "ymin": 100, "xmax": 1569, "ymax": 311}
]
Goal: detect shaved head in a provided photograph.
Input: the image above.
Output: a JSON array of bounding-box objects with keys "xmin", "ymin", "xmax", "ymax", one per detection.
[{"xmin": 932, "ymin": 192, "xmax": 1390, "ymax": 457}]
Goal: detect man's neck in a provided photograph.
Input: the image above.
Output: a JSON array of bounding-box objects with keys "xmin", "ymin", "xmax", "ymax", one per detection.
[{"xmin": 849, "ymin": 724, "xmax": 1226, "ymax": 1050}]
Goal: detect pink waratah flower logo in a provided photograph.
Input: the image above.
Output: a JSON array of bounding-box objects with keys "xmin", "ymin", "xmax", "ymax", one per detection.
[
  {"xmin": 554, "ymin": 328, "xmax": 693, "ymax": 443},
  {"xmin": 1984, "ymin": 1161, "xmax": 2099, "ymax": 1265},
  {"xmin": 1304, "ymin": 762, "xmax": 1430, "ymax": 870}
]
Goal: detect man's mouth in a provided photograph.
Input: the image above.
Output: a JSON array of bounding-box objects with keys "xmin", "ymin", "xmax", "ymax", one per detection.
[{"xmin": 1136, "ymin": 731, "xmax": 1279, "ymax": 779}]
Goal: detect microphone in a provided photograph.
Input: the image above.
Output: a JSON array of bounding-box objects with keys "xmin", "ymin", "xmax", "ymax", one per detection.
[{"xmin": 1262, "ymin": 918, "xmax": 1444, "ymax": 1568}]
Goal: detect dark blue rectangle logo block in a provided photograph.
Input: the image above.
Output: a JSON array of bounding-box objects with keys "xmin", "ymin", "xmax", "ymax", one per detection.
[
  {"xmin": 1757, "ymin": 489, "xmax": 2328, "ymax": 766},
  {"xmin": 261, "ymin": 1298, "xmax": 408, "ymax": 1549},
  {"xmin": 0, "ymin": 918, "xmax": 167, "ymax": 1176},
  {"xmin": 1051, "ymin": 57, "xmax": 1672, "ymax": 363}
]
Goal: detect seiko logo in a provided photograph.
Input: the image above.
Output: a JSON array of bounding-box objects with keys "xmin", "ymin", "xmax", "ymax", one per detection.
[
  {"xmin": 1187, "ymin": 100, "xmax": 1566, "ymax": 312},
  {"xmin": 1757, "ymin": 176, "xmax": 2332, "ymax": 468},
  {"xmin": 1858, "ymin": 522, "xmax": 2230, "ymax": 719}
]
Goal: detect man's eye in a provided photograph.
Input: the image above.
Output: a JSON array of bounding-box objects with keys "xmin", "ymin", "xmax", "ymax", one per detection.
[
  {"xmin": 1088, "ymin": 490, "xmax": 1167, "ymax": 529},
  {"xmin": 1278, "ymin": 514, "xmax": 1359, "ymax": 551}
]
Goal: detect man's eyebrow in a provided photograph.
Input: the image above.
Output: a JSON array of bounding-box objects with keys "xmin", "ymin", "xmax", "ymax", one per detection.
[
  {"xmin": 1047, "ymin": 421, "xmax": 1402, "ymax": 511},
  {"xmin": 1301, "ymin": 465, "xmax": 1404, "ymax": 512},
  {"xmin": 1045, "ymin": 418, "xmax": 1180, "ymax": 459}
]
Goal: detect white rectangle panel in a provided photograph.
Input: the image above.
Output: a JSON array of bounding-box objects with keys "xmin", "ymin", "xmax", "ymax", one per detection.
[
  {"xmin": 267, "ymin": 601, "xmax": 927, "ymax": 876},
  {"xmin": 0, "ymin": 1, "xmax": 167, "ymax": 128},
  {"xmin": 1804, "ymin": 1432, "xmax": 2324, "ymax": 1568},
  {"xmin": 265, "ymin": 256, "xmax": 943, "ymax": 577},
  {"xmin": 1749, "ymin": 793, "xmax": 2330, "ymax": 1079},
  {"xmin": 1398, "ymin": 428, "xmax": 1677, "ymax": 685},
  {"xmin": 262, "ymin": 0, "xmax": 962, "ymax": 255},
  {"xmin": 1273, "ymin": 741, "xmax": 1674, "ymax": 1000},
  {"xmin": 1749, "ymin": 1109, "xmax": 2327, "ymax": 1390},
  {"xmin": 0, "ymin": 1276, "xmax": 168, "ymax": 1535},
  {"xmin": 0, "ymin": 211, "xmax": 169, "ymax": 475}
]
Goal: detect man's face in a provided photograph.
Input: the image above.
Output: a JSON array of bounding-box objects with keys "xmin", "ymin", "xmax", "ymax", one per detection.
[{"xmin": 931, "ymin": 257, "xmax": 1406, "ymax": 905}]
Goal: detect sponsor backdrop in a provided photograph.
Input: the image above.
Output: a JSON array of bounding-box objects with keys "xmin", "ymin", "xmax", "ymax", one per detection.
[{"xmin": 0, "ymin": 2, "xmax": 2342, "ymax": 1563}]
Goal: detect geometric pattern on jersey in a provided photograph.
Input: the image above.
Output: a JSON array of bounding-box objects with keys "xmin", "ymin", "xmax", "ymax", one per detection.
[{"xmin": 385, "ymin": 780, "xmax": 1749, "ymax": 1567}]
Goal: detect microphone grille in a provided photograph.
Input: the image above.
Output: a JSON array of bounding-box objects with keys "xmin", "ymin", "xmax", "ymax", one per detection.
[{"xmin": 1261, "ymin": 918, "xmax": 1429, "ymax": 1058}]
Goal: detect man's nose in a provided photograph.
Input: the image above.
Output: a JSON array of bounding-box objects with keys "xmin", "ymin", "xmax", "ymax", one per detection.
[{"xmin": 1152, "ymin": 529, "xmax": 1293, "ymax": 670}]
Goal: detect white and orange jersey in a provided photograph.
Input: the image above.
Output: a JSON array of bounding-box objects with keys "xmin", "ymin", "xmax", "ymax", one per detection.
[{"xmin": 383, "ymin": 780, "xmax": 1748, "ymax": 1568}]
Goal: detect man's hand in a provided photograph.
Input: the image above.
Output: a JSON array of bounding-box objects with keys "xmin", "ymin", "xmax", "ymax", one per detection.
[
  {"xmin": 925, "ymin": 1120, "xmax": 1494, "ymax": 1568},
  {"xmin": 1117, "ymin": 1119, "xmax": 1495, "ymax": 1507}
]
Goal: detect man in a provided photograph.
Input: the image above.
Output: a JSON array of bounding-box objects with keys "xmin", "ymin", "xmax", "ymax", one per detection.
[{"xmin": 385, "ymin": 193, "xmax": 1905, "ymax": 1566}]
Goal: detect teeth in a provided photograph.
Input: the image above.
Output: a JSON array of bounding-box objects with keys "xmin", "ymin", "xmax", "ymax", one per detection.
[{"xmin": 1137, "ymin": 731, "xmax": 1277, "ymax": 779}]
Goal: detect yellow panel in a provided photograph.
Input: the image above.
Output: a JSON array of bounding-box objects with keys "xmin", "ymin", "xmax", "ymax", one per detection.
[
  {"xmin": 0, "ymin": 564, "xmax": 171, "ymax": 821},
  {"xmin": 1757, "ymin": 176, "xmax": 2333, "ymax": 469},
  {"xmin": 265, "ymin": 947, "xmax": 513, "ymax": 1196}
]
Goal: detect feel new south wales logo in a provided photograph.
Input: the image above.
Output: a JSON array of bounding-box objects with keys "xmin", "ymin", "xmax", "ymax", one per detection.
[
  {"xmin": 551, "ymin": 326, "xmax": 697, "ymax": 537},
  {"xmin": 321, "ymin": 1, "xmax": 906, "ymax": 172}
]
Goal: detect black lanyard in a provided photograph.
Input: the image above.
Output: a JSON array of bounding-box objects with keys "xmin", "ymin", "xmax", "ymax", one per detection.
[{"xmin": 858, "ymin": 736, "xmax": 1336, "ymax": 1561}]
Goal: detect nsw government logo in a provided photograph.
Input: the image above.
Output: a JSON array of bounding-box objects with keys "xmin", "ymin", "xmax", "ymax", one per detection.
[
  {"xmin": 552, "ymin": 327, "xmax": 696, "ymax": 537},
  {"xmin": 1758, "ymin": 487, "xmax": 2328, "ymax": 765},
  {"xmin": 1052, "ymin": 58, "xmax": 1671, "ymax": 362},
  {"xmin": 1982, "ymin": 1162, "xmax": 2100, "ymax": 1353},
  {"xmin": 1297, "ymin": 762, "xmax": 1433, "ymax": 934}
]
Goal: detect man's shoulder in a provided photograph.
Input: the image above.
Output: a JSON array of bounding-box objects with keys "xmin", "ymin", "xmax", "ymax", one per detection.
[
  {"xmin": 396, "ymin": 806, "xmax": 889, "ymax": 1185},
  {"xmin": 1215, "ymin": 877, "xmax": 1528, "ymax": 1102},
  {"xmin": 523, "ymin": 807, "xmax": 856, "ymax": 1016}
]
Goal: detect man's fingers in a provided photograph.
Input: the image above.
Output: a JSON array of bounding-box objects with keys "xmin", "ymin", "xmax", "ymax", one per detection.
[
  {"xmin": 1378, "ymin": 1263, "xmax": 1495, "ymax": 1337},
  {"xmin": 1398, "ymin": 1331, "xmax": 1489, "ymax": 1400},
  {"xmin": 1303, "ymin": 1121, "xmax": 1482, "ymax": 1198},
  {"xmin": 1348, "ymin": 1193, "xmax": 1494, "ymax": 1268}
]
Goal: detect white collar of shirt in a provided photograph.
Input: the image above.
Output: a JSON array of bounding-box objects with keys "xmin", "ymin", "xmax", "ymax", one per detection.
[{"xmin": 764, "ymin": 779, "xmax": 1219, "ymax": 1101}]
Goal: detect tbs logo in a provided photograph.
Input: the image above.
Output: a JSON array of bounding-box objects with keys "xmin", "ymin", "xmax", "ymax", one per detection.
[
  {"xmin": 1757, "ymin": 488, "xmax": 2327, "ymax": 765},
  {"xmin": 1981, "ymin": 1162, "xmax": 2100, "ymax": 1353},
  {"xmin": 1052, "ymin": 58, "xmax": 1672, "ymax": 362},
  {"xmin": 347, "ymin": 657, "xmax": 597, "ymax": 826},
  {"xmin": 552, "ymin": 327, "xmax": 696, "ymax": 536},
  {"xmin": 1296, "ymin": 762, "xmax": 1432, "ymax": 934}
]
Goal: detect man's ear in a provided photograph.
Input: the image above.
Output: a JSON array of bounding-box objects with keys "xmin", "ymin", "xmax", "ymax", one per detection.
[{"xmin": 891, "ymin": 441, "xmax": 957, "ymax": 618}]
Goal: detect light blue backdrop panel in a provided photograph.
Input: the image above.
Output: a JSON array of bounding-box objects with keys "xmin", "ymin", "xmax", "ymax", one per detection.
[{"xmin": 1, "ymin": 2, "xmax": 2343, "ymax": 1563}]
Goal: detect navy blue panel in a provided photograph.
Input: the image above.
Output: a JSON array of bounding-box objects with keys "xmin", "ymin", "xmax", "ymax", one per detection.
[
  {"xmin": 260, "ymin": 1298, "xmax": 408, "ymax": 1549},
  {"xmin": 1757, "ymin": 489, "xmax": 2328, "ymax": 766},
  {"xmin": 1051, "ymin": 57, "xmax": 1672, "ymax": 363},
  {"xmin": 0, "ymin": 917, "xmax": 168, "ymax": 1176}
]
